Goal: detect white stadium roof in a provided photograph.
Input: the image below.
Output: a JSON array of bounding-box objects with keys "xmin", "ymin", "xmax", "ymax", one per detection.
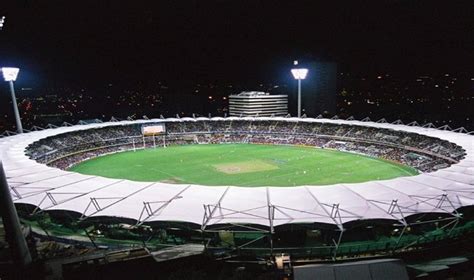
[{"xmin": 1, "ymin": 117, "xmax": 473, "ymax": 229}]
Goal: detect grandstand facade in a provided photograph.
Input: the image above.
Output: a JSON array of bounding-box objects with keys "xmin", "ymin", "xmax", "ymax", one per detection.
[{"xmin": 1, "ymin": 117, "xmax": 473, "ymax": 261}]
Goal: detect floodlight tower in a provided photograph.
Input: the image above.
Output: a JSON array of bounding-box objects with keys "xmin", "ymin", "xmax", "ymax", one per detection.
[
  {"xmin": 0, "ymin": 16, "xmax": 5, "ymax": 31},
  {"xmin": 2, "ymin": 67, "xmax": 23, "ymax": 133},
  {"xmin": 291, "ymin": 61, "xmax": 308, "ymax": 118}
]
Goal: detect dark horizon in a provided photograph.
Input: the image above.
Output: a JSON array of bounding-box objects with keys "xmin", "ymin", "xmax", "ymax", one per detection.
[
  {"xmin": 1, "ymin": 0, "xmax": 473, "ymax": 86},
  {"xmin": 1, "ymin": 0, "xmax": 473, "ymax": 133}
]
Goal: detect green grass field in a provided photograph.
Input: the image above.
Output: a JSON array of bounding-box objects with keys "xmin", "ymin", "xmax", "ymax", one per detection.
[{"xmin": 69, "ymin": 144, "xmax": 418, "ymax": 187}]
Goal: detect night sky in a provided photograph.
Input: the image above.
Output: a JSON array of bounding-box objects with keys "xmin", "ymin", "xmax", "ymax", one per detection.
[{"xmin": 1, "ymin": 0, "xmax": 473, "ymax": 85}]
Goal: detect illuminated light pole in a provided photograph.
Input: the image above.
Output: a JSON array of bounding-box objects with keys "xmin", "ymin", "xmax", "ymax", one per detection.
[
  {"xmin": 2, "ymin": 67, "xmax": 23, "ymax": 133},
  {"xmin": 291, "ymin": 61, "xmax": 308, "ymax": 118}
]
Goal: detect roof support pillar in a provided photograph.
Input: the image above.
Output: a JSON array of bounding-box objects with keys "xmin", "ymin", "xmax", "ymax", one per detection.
[
  {"xmin": 0, "ymin": 161, "xmax": 32, "ymax": 267},
  {"xmin": 394, "ymin": 224, "xmax": 408, "ymax": 252},
  {"xmin": 332, "ymin": 229, "xmax": 344, "ymax": 261},
  {"xmin": 266, "ymin": 187, "xmax": 275, "ymax": 256}
]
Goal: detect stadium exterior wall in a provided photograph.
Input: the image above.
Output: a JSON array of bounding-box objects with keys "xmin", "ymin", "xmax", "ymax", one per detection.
[{"xmin": 0, "ymin": 117, "xmax": 473, "ymax": 232}]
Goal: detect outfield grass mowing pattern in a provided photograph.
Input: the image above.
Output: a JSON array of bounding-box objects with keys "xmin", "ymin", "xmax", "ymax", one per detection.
[{"xmin": 69, "ymin": 144, "xmax": 418, "ymax": 187}]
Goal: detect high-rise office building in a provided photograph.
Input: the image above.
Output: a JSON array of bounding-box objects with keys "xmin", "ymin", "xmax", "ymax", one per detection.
[{"xmin": 228, "ymin": 91, "xmax": 288, "ymax": 117}]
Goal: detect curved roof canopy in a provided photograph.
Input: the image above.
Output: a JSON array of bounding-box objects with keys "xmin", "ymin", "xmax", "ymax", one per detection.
[{"xmin": 1, "ymin": 117, "xmax": 473, "ymax": 229}]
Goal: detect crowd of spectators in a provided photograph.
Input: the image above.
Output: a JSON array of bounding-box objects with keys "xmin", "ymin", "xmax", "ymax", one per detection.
[{"xmin": 25, "ymin": 120, "xmax": 465, "ymax": 173}]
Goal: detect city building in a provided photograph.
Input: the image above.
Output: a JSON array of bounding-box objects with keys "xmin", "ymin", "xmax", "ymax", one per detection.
[{"xmin": 228, "ymin": 91, "xmax": 288, "ymax": 117}]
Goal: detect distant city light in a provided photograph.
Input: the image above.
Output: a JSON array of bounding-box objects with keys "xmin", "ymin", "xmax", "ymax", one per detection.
[
  {"xmin": 0, "ymin": 16, "xmax": 5, "ymax": 30},
  {"xmin": 1, "ymin": 67, "xmax": 20, "ymax": 82}
]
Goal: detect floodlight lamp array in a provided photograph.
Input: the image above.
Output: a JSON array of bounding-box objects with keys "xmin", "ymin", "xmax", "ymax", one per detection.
[
  {"xmin": 1, "ymin": 67, "xmax": 20, "ymax": 82},
  {"xmin": 291, "ymin": 68, "xmax": 308, "ymax": 80}
]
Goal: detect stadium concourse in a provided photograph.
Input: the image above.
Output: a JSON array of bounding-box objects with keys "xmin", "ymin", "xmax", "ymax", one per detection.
[{"xmin": 0, "ymin": 116, "xmax": 473, "ymax": 259}]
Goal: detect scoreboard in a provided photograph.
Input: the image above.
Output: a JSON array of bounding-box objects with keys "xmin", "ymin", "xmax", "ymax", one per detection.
[{"xmin": 142, "ymin": 124, "xmax": 166, "ymax": 136}]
